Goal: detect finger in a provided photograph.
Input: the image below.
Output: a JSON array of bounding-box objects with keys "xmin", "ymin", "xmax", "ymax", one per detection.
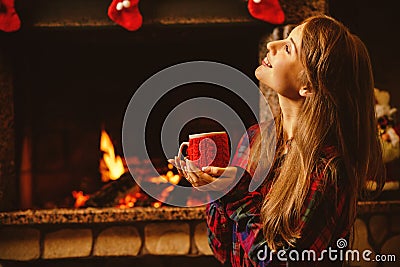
[
  {"xmin": 202, "ymin": 166, "xmax": 237, "ymax": 178},
  {"xmin": 181, "ymin": 161, "xmax": 188, "ymax": 178},
  {"xmin": 186, "ymin": 170, "xmax": 200, "ymax": 187},
  {"xmin": 174, "ymin": 156, "xmax": 185, "ymax": 177},
  {"xmin": 185, "ymin": 160, "xmax": 201, "ymax": 180},
  {"xmin": 201, "ymin": 166, "xmax": 225, "ymax": 177},
  {"xmin": 175, "ymin": 156, "xmax": 181, "ymax": 170},
  {"xmin": 187, "ymin": 161, "xmax": 218, "ymax": 185},
  {"xmin": 186, "ymin": 172, "xmax": 197, "ymax": 185},
  {"xmin": 185, "ymin": 159, "xmax": 201, "ymax": 174},
  {"xmin": 185, "ymin": 172, "xmax": 193, "ymax": 184}
]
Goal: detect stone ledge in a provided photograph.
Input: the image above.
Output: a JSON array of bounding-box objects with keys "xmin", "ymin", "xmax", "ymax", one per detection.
[
  {"xmin": 1, "ymin": 202, "xmax": 399, "ymax": 226},
  {"xmin": 357, "ymin": 200, "xmax": 400, "ymax": 215},
  {"xmin": 0, "ymin": 206, "xmax": 206, "ymax": 225}
]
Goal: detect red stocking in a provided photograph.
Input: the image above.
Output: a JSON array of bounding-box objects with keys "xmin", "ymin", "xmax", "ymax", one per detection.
[
  {"xmin": 0, "ymin": 0, "xmax": 21, "ymax": 32},
  {"xmin": 248, "ymin": 0, "xmax": 285, "ymax": 25},
  {"xmin": 108, "ymin": 0, "xmax": 143, "ymax": 31}
]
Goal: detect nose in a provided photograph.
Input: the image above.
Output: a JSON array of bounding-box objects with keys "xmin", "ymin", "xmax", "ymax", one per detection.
[
  {"xmin": 266, "ymin": 40, "xmax": 283, "ymax": 55},
  {"xmin": 266, "ymin": 40, "xmax": 277, "ymax": 54}
]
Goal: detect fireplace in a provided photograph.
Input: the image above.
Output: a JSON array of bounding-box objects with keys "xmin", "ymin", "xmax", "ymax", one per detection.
[
  {"xmin": 13, "ymin": 23, "xmax": 266, "ymax": 209},
  {"xmin": 1, "ymin": 0, "xmax": 400, "ymax": 266}
]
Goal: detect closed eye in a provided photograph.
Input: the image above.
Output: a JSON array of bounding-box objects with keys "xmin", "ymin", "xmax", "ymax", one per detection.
[
  {"xmin": 285, "ymin": 44, "xmax": 291, "ymax": 54},
  {"xmin": 289, "ymin": 37, "xmax": 298, "ymax": 54}
]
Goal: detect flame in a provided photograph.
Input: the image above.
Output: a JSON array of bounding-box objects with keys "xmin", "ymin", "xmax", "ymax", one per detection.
[
  {"xmin": 147, "ymin": 163, "xmax": 181, "ymax": 185},
  {"xmin": 100, "ymin": 129, "xmax": 125, "ymax": 181},
  {"xmin": 72, "ymin": 191, "xmax": 89, "ymax": 208}
]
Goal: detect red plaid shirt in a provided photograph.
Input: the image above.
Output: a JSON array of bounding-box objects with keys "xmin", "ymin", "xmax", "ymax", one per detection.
[{"xmin": 206, "ymin": 124, "xmax": 352, "ymax": 267}]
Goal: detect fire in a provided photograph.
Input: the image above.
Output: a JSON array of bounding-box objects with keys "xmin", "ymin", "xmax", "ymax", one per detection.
[
  {"xmin": 118, "ymin": 192, "xmax": 139, "ymax": 209},
  {"xmin": 72, "ymin": 130, "xmax": 191, "ymax": 209},
  {"xmin": 148, "ymin": 163, "xmax": 181, "ymax": 185},
  {"xmin": 72, "ymin": 191, "xmax": 89, "ymax": 208},
  {"xmin": 100, "ymin": 129, "xmax": 125, "ymax": 181}
]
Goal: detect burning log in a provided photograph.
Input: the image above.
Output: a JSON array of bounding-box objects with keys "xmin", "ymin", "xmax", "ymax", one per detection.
[
  {"xmin": 83, "ymin": 172, "xmax": 139, "ymax": 207},
  {"xmin": 81, "ymin": 171, "xmax": 173, "ymax": 208}
]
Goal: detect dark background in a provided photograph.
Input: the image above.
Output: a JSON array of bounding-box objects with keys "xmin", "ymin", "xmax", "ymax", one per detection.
[{"xmin": 330, "ymin": 0, "xmax": 399, "ymax": 108}]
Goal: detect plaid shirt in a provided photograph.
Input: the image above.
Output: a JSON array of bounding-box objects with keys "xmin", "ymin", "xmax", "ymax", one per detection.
[{"xmin": 206, "ymin": 124, "xmax": 351, "ymax": 267}]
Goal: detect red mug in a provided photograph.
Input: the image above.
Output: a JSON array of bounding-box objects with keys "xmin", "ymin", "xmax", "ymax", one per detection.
[{"xmin": 178, "ymin": 131, "xmax": 230, "ymax": 169}]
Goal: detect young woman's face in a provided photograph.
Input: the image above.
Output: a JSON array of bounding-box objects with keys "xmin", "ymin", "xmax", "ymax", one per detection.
[{"xmin": 255, "ymin": 24, "xmax": 305, "ymax": 99}]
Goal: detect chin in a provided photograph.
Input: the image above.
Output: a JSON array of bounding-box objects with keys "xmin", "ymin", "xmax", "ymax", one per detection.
[
  {"xmin": 255, "ymin": 73, "xmax": 269, "ymax": 88},
  {"xmin": 255, "ymin": 66, "xmax": 264, "ymax": 81}
]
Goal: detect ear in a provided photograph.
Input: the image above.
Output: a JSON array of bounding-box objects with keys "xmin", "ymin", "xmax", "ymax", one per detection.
[{"xmin": 299, "ymin": 86, "xmax": 312, "ymax": 97}]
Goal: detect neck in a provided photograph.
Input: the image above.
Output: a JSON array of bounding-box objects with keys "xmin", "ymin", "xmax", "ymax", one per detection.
[{"xmin": 278, "ymin": 95, "xmax": 304, "ymax": 140}]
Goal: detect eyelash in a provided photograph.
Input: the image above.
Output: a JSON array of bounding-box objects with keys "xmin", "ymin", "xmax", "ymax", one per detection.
[{"xmin": 285, "ymin": 44, "xmax": 290, "ymax": 54}]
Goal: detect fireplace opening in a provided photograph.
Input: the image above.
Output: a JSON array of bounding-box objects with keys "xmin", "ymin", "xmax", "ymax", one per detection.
[{"xmin": 13, "ymin": 25, "xmax": 269, "ymax": 210}]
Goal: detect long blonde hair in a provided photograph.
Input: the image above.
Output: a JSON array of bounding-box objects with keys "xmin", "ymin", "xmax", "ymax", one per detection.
[{"xmin": 253, "ymin": 15, "xmax": 385, "ymax": 250}]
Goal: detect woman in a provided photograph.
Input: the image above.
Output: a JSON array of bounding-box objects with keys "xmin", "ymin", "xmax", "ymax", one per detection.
[{"xmin": 170, "ymin": 14, "xmax": 385, "ymax": 266}]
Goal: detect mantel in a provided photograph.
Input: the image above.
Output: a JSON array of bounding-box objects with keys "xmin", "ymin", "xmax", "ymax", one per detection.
[
  {"xmin": 1, "ymin": 201, "xmax": 399, "ymax": 226},
  {"xmin": 15, "ymin": 0, "xmax": 327, "ymax": 29}
]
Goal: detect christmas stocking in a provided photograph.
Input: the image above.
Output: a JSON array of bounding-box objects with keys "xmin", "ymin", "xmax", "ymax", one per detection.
[
  {"xmin": 248, "ymin": 0, "xmax": 285, "ymax": 25},
  {"xmin": 108, "ymin": 0, "xmax": 142, "ymax": 31},
  {"xmin": 0, "ymin": 0, "xmax": 21, "ymax": 32}
]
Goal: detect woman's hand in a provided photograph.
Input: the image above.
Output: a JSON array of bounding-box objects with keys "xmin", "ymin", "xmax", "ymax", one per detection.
[{"xmin": 168, "ymin": 157, "xmax": 237, "ymax": 191}]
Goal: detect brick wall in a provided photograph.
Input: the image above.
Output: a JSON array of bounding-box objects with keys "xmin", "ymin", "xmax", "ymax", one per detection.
[
  {"xmin": 0, "ymin": 220, "xmax": 212, "ymax": 263},
  {"xmin": 0, "ymin": 205, "xmax": 399, "ymax": 266}
]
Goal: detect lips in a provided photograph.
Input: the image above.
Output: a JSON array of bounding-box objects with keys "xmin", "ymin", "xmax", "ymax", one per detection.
[{"xmin": 262, "ymin": 55, "xmax": 272, "ymax": 68}]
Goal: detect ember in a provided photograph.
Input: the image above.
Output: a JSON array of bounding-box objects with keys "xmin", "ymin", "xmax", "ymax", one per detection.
[{"xmin": 72, "ymin": 190, "xmax": 89, "ymax": 208}]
